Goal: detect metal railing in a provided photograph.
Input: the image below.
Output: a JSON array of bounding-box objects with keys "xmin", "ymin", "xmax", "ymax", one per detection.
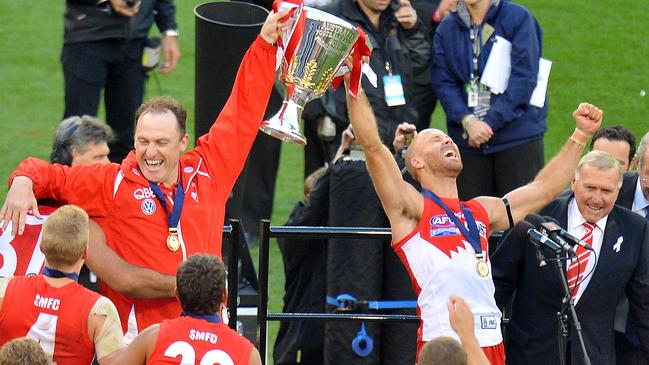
[
  {"xmin": 224, "ymin": 220, "xmax": 506, "ymax": 363},
  {"xmin": 255, "ymin": 220, "xmax": 419, "ymax": 363}
]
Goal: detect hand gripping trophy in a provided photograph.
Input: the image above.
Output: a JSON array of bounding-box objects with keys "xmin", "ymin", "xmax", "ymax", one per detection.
[{"xmin": 260, "ymin": 0, "xmax": 372, "ymax": 144}]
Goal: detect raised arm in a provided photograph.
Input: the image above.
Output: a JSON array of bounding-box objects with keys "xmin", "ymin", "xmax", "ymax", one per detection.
[
  {"xmin": 477, "ymin": 103, "xmax": 603, "ymax": 231},
  {"xmin": 87, "ymin": 221, "xmax": 175, "ymax": 299},
  {"xmin": 346, "ymin": 89, "xmax": 422, "ymax": 240},
  {"xmin": 194, "ymin": 10, "xmax": 288, "ymax": 194}
]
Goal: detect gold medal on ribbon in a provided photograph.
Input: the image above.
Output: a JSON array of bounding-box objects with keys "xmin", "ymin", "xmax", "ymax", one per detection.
[
  {"xmin": 167, "ymin": 228, "xmax": 180, "ymax": 252},
  {"xmin": 476, "ymin": 253, "xmax": 489, "ymax": 278}
]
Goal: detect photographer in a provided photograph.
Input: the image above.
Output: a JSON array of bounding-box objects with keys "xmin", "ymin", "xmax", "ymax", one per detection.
[
  {"xmin": 301, "ymin": 0, "xmax": 429, "ymax": 178},
  {"xmin": 62, "ymin": 0, "xmax": 180, "ymax": 162}
]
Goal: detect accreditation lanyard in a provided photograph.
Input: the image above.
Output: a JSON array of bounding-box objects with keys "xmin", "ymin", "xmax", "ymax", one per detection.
[
  {"xmin": 421, "ymin": 189, "xmax": 482, "ymax": 255},
  {"xmin": 468, "ymin": 25, "xmax": 483, "ymax": 81},
  {"xmin": 43, "ymin": 267, "xmax": 79, "ymax": 281},
  {"xmin": 149, "ymin": 179, "xmax": 185, "ymax": 233},
  {"xmin": 182, "ymin": 311, "xmax": 222, "ymax": 324}
]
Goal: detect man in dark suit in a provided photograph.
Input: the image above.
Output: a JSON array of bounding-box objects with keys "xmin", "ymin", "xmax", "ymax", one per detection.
[
  {"xmin": 492, "ymin": 150, "xmax": 649, "ymax": 365},
  {"xmin": 615, "ymin": 131, "xmax": 649, "ymax": 364},
  {"xmin": 558, "ymin": 126, "xmax": 646, "ymax": 363},
  {"xmin": 618, "ymin": 131, "xmax": 649, "ymax": 211}
]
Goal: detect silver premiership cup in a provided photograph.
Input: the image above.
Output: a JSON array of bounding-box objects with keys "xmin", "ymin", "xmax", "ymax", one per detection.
[{"xmin": 260, "ymin": 7, "xmax": 359, "ymax": 145}]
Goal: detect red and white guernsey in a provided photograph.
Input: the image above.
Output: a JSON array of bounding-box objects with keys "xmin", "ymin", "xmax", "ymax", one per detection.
[
  {"xmin": 0, "ymin": 206, "xmax": 57, "ymax": 277},
  {"xmin": 148, "ymin": 316, "xmax": 253, "ymax": 365},
  {"xmin": 393, "ymin": 196, "xmax": 502, "ymax": 347},
  {"xmin": 0, "ymin": 275, "xmax": 101, "ymax": 364}
]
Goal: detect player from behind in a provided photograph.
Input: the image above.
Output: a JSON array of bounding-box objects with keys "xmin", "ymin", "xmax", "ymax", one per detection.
[
  {"xmin": 0, "ymin": 205, "xmax": 124, "ymax": 364},
  {"xmin": 116, "ymin": 253, "xmax": 261, "ymax": 364}
]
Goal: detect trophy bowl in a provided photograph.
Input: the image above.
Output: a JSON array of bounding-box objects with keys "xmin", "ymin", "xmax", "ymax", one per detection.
[{"xmin": 260, "ymin": 7, "xmax": 359, "ymax": 145}]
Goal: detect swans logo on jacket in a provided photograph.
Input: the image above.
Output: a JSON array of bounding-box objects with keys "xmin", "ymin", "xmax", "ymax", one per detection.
[{"xmin": 428, "ymin": 213, "xmax": 487, "ymax": 258}]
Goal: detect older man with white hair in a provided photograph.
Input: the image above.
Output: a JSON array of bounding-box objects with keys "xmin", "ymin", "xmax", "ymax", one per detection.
[{"xmin": 493, "ymin": 150, "xmax": 649, "ymax": 365}]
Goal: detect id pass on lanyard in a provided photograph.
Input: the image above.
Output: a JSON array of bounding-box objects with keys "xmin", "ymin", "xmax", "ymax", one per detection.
[
  {"xmin": 383, "ymin": 62, "xmax": 406, "ymax": 106},
  {"xmin": 466, "ymin": 25, "xmax": 491, "ymax": 119},
  {"xmin": 466, "ymin": 79, "xmax": 490, "ymax": 119}
]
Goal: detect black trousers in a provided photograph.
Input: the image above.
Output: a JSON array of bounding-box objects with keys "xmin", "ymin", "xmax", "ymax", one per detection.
[
  {"xmin": 61, "ymin": 39, "xmax": 146, "ymax": 162},
  {"xmin": 412, "ymin": 80, "xmax": 438, "ymax": 131},
  {"xmin": 616, "ymin": 331, "xmax": 649, "ymax": 365},
  {"xmin": 457, "ymin": 138, "xmax": 544, "ymax": 201}
]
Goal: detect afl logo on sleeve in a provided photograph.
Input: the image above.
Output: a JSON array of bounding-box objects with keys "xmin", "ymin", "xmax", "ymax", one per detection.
[{"xmin": 141, "ymin": 198, "xmax": 157, "ymax": 215}]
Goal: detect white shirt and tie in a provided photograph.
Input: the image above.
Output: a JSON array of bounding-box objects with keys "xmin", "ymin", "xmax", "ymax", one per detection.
[
  {"xmin": 632, "ymin": 177, "xmax": 649, "ymax": 218},
  {"xmin": 566, "ymin": 199, "xmax": 607, "ymax": 304}
]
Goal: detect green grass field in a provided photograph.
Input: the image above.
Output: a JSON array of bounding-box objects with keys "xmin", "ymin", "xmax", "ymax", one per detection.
[{"xmin": 1, "ymin": 0, "xmax": 648, "ymax": 361}]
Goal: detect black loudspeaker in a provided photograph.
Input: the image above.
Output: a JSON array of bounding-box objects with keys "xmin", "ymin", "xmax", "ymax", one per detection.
[{"xmin": 194, "ymin": 1, "xmax": 269, "ymax": 140}]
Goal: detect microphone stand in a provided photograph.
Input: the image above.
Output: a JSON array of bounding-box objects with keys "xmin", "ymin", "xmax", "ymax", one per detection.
[{"xmin": 553, "ymin": 251, "xmax": 591, "ymax": 365}]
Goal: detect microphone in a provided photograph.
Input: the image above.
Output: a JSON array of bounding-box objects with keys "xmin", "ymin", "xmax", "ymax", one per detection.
[
  {"xmin": 527, "ymin": 213, "xmax": 574, "ymax": 253},
  {"xmin": 514, "ymin": 220, "xmax": 576, "ymax": 257},
  {"xmin": 525, "ymin": 214, "xmax": 579, "ymax": 257},
  {"xmin": 514, "ymin": 221, "xmax": 547, "ymax": 267},
  {"xmin": 541, "ymin": 216, "xmax": 595, "ymax": 252},
  {"xmin": 513, "ymin": 220, "xmax": 546, "ymax": 266}
]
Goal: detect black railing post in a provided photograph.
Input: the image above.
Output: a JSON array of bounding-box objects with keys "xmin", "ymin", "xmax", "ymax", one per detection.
[
  {"xmin": 257, "ymin": 219, "xmax": 271, "ymax": 364},
  {"xmin": 227, "ymin": 219, "xmax": 241, "ymax": 330}
]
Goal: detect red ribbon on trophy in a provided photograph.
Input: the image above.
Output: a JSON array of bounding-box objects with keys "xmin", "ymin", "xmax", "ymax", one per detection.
[
  {"xmin": 331, "ymin": 27, "xmax": 372, "ymax": 98},
  {"xmin": 272, "ymin": 0, "xmax": 306, "ymax": 73}
]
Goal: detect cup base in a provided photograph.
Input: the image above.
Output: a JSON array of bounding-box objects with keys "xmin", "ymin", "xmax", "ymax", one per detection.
[{"xmin": 260, "ymin": 122, "xmax": 307, "ymax": 145}]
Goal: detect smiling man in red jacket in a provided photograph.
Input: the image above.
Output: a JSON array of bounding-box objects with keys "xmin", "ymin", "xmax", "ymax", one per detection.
[{"xmin": 1, "ymin": 9, "xmax": 289, "ymax": 342}]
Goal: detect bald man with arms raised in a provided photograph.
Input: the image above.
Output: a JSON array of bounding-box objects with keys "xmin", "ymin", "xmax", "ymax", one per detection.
[{"xmin": 344, "ymin": 79, "xmax": 602, "ymax": 364}]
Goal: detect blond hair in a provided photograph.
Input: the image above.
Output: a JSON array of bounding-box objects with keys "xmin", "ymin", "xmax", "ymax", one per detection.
[
  {"xmin": 40, "ymin": 205, "xmax": 89, "ymax": 268},
  {"xmin": 0, "ymin": 337, "xmax": 48, "ymax": 365},
  {"xmin": 418, "ymin": 336, "xmax": 467, "ymax": 365},
  {"xmin": 304, "ymin": 167, "xmax": 327, "ymax": 200},
  {"xmin": 575, "ymin": 150, "xmax": 623, "ymax": 188}
]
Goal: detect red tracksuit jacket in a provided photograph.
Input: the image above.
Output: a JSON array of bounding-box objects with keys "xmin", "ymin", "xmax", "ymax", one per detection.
[{"xmin": 9, "ymin": 35, "xmax": 277, "ymax": 335}]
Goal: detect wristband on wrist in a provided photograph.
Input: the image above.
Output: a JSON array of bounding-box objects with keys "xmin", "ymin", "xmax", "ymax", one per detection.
[
  {"xmin": 570, "ymin": 128, "xmax": 589, "ymax": 146},
  {"xmin": 570, "ymin": 129, "xmax": 589, "ymax": 147},
  {"xmin": 570, "ymin": 136, "xmax": 585, "ymax": 147},
  {"xmin": 574, "ymin": 127, "xmax": 592, "ymax": 138}
]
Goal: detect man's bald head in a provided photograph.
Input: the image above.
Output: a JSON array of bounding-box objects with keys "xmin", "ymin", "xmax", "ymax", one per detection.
[{"xmin": 404, "ymin": 129, "xmax": 462, "ymax": 181}]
